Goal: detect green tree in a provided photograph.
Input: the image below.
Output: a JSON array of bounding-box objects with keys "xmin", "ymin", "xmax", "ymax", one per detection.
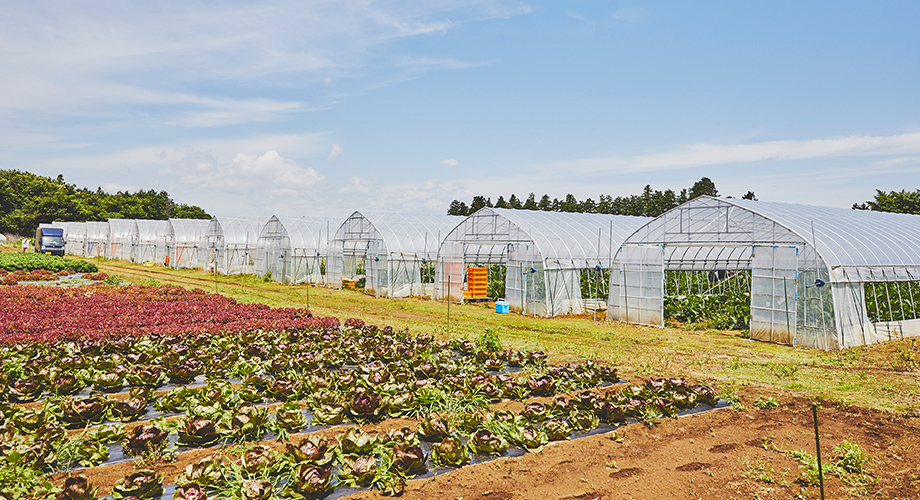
[
  {"xmin": 508, "ymin": 194, "xmax": 522, "ymax": 209},
  {"xmin": 560, "ymin": 194, "xmax": 579, "ymax": 212},
  {"xmin": 469, "ymin": 196, "xmax": 490, "ymax": 214},
  {"xmin": 0, "ymin": 169, "xmax": 209, "ymax": 235},
  {"xmin": 853, "ymin": 189, "xmax": 920, "ymax": 214},
  {"xmin": 523, "ymin": 193, "xmax": 538, "ymax": 210},
  {"xmin": 447, "ymin": 199, "xmax": 467, "ymax": 216},
  {"xmin": 688, "ymin": 177, "xmax": 719, "ymax": 199}
]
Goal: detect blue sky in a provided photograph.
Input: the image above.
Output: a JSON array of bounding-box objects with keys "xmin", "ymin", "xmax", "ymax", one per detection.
[{"xmin": 2, "ymin": 1, "xmax": 919, "ymax": 218}]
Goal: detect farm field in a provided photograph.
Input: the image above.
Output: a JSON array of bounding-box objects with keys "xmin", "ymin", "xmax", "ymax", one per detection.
[{"xmin": 1, "ymin": 254, "xmax": 918, "ymax": 499}]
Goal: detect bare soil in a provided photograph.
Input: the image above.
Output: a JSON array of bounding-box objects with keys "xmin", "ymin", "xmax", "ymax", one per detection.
[{"xmin": 52, "ymin": 387, "xmax": 920, "ymax": 500}]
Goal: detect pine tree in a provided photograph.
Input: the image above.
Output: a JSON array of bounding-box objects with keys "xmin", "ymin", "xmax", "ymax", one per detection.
[{"xmin": 523, "ymin": 193, "xmax": 538, "ymax": 210}]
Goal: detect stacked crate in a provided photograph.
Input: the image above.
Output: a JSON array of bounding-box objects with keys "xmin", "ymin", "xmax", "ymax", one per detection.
[{"xmin": 466, "ymin": 267, "xmax": 488, "ymax": 299}]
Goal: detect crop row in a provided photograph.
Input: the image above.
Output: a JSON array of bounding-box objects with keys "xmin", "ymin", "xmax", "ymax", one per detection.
[
  {"xmin": 0, "ymin": 253, "xmax": 98, "ymax": 274},
  {"xmin": 44, "ymin": 375, "xmax": 717, "ymax": 500},
  {"xmin": 0, "ymin": 285, "xmax": 721, "ymax": 498},
  {"xmin": 0, "ymin": 284, "xmax": 319, "ymax": 345}
]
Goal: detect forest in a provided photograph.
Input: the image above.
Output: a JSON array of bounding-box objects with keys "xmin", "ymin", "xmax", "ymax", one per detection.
[
  {"xmin": 447, "ymin": 177, "xmax": 742, "ymax": 217},
  {"xmin": 449, "ymin": 178, "xmax": 920, "ymax": 219},
  {"xmin": 0, "ymin": 170, "xmax": 209, "ymax": 236}
]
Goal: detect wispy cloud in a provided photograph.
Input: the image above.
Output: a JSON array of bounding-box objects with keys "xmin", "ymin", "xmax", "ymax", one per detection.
[
  {"xmin": 611, "ymin": 7, "xmax": 642, "ymax": 22},
  {"xmin": 548, "ymin": 132, "xmax": 920, "ymax": 174},
  {"xmin": 441, "ymin": 159, "xmax": 459, "ymax": 166},
  {"xmin": 0, "ymin": 1, "xmax": 520, "ymax": 127}
]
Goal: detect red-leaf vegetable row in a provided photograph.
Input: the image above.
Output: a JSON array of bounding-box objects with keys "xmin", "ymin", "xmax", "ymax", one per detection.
[{"xmin": 0, "ymin": 284, "xmax": 320, "ymax": 345}]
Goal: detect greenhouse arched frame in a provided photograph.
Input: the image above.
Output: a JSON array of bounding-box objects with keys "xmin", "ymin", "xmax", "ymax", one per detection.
[
  {"xmin": 436, "ymin": 208, "xmax": 651, "ymax": 317},
  {"xmin": 62, "ymin": 222, "xmax": 86, "ymax": 256},
  {"xmin": 327, "ymin": 212, "xmax": 461, "ymax": 298},
  {"xmin": 133, "ymin": 220, "xmax": 169, "ymax": 264},
  {"xmin": 608, "ymin": 196, "xmax": 920, "ymax": 350},
  {"xmin": 165, "ymin": 218, "xmax": 210, "ymax": 270},
  {"xmin": 105, "ymin": 219, "xmax": 138, "ymax": 261},
  {"xmin": 259, "ymin": 216, "xmax": 337, "ymax": 285},
  {"xmin": 204, "ymin": 217, "xmax": 268, "ymax": 276},
  {"xmin": 84, "ymin": 222, "xmax": 108, "ymax": 258}
]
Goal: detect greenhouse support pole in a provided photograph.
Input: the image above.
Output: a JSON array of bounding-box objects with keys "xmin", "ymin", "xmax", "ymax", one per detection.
[{"xmin": 783, "ymin": 275, "xmax": 791, "ymax": 343}]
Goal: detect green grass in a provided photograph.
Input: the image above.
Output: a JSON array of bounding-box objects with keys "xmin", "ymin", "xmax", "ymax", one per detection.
[{"xmin": 86, "ymin": 258, "xmax": 920, "ymax": 414}]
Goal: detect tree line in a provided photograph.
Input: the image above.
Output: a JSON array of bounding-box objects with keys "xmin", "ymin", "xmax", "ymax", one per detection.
[
  {"xmin": 447, "ymin": 177, "xmax": 756, "ymax": 217},
  {"xmin": 449, "ymin": 178, "xmax": 920, "ymax": 219},
  {"xmin": 0, "ymin": 169, "xmax": 209, "ymax": 236}
]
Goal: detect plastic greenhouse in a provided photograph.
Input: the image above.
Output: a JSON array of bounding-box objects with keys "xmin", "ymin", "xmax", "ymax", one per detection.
[
  {"xmin": 133, "ymin": 220, "xmax": 168, "ymax": 264},
  {"xmin": 608, "ymin": 196, "xmax": 920, "ymax": 350},
  {"xmin": 105, "ymin": 219, "xmax": 138, "ymax": 261},
  {"xmin": 165, "ymin": 219, "xmax": 210, "ymax": 269},
  {"xmin": 84, "ymin": 222, "xmax": 108, "ymax": 258},
  {"xmin": 63, "ymin": 222, "xmax": 86, "ymax": 256},
  {"xmin": 327, "ymin": 212, "xmax": 461, "ymax": 298},
  {"xmin": 437, "ymin": 208, "xmax": 651, "ymax": 316},
  {"xmin": 204, "ymin": 217, "xmax": 268, "ymax": 276},
  {"xmin": 259, "ymin": 216, "xmax": 337, "ymax": 285}
]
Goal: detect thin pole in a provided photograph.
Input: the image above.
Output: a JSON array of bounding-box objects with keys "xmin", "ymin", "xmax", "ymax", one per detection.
[
  {"xmin": 213, "ymin": 247, "xmax": 218, "ymax": 294},
  {"xmin": 812, "ymin": 402, "xmax": 825, "ymax": 500},
  {"xmin": 447, "ymin": 274, "xmax": 452, "ymax": 333},
  {"xmin": 783, "ymin": 275, "xmax": 791, "ymax": 343}
]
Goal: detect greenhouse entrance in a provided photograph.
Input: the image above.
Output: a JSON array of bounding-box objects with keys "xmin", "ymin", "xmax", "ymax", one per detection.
[{"xmin": 614, "ymin": 242, "xmax": 758, "ymax": 334}]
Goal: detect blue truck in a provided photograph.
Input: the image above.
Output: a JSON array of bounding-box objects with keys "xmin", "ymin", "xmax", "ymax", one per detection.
[{"xmin": 34, "ymin": 227, "xmax": 65, "ymax": 256}]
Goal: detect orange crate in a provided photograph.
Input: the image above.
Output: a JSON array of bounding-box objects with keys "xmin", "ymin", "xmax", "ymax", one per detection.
[{"xmin": 467, "ymin": 267, "xmax": 488, "ymax": 298}]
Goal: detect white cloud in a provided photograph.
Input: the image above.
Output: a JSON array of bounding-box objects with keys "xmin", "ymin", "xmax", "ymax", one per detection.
[
  {"xmin": 339, "ymin": 176, "xmax": 374, "ymax": 194},
  {"xmin": 441, "ymin": 159, "xmax": 459, "ymax": 166},
  {"xmin": 549, "ymin": 131, "xmax": 920, "ymax": 175},
  {"xmin": 0, "ymin": 1, "xmax": 521, "ymax": 125},
  {"xmin": 328, "ymin": 144, "xmax": 344, "ymax": 161},
  {"xmin": 222, "ymin": 151, "xmax": 324, "ymax": 189}
]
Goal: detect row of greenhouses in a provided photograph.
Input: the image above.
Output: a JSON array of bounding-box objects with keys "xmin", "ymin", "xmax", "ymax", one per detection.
[{"xmin": 49, "ymin": 197, "xmax": 920, "ymax": 350}]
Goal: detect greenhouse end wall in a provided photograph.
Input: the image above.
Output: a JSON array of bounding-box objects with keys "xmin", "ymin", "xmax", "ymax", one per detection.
[{"xmin": 609, "ymin": 196, "xmax": 920, "ymax": 351}]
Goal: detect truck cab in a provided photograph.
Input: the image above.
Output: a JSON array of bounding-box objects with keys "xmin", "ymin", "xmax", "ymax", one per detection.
[{"xmin": 34, "ymin": 227, "xmax": 65, "ymax": 256}]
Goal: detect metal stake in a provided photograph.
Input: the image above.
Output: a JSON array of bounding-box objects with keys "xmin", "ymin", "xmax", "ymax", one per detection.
[{"xmin": 813, "ymin": 402, "xmax": 825, "ymax": 500}]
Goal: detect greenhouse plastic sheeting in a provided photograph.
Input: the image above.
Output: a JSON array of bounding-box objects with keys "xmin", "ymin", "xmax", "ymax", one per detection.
[
  {"xmin": 63, "ymin": 222, "xmax": 86, "ymax": 256},
  {"xmin": 328, "ymin": 212, "xmax": 460, "ymax": 298},
  {"xmin": 204, "ymin": 217, "xmax": 268, "ymax": 276},
  {"xmin": 611, "ymin": 196, "xmax": 920, "ymax": 350},
  {"xmin": 437, "ymin": 208, "xmax": 650, "ymax": 317},
  {"xmin": 105, "ymin": 219, "xmax": 138, "ymax": 261},
  {"xmin": 84, "ymin": 222, "xmax": 108, "ymax": 258},
  {"xmin": 610, "ymin": 244, "xmax": 664, "ymax": 326},
  {"xmin": 166, "ymin": 219, "xmax": 210, "ymax": 269},
  {"xmin": 133, "ymin": 220, "xmax": 168, "ymax": 264},
  {"xmin": 259, "ymin": 216, "xmax": 337, "ymax": 285}
]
